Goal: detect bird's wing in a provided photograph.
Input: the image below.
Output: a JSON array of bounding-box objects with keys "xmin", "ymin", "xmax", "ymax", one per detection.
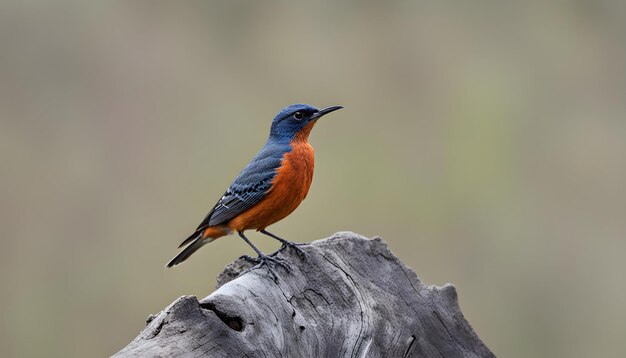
[
  {"xmin": 180, "ymin": 144, "xmax": 288, "ymax": 246},
  {"xmin": 202, "ymin": 172, "xmax": 275, "ymax": 228}
]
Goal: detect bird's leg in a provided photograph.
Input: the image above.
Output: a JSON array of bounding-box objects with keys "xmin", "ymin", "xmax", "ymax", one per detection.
[
  {"xmin": 237, "ymin": 231, "xmax": 290, "ymax": 282},
  {"xmin": 260, "ymin": 229, "xmax": 307, "ymax": 260}
]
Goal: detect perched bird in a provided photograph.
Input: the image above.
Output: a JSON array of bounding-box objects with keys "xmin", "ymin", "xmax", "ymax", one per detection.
[{"xmin": 166, "ymin": 104, "xmax": 343, "ymax": 275}]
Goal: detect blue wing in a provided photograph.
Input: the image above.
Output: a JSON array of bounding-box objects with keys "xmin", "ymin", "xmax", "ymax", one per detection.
[{"xmin": 193, "ymin": 143, "xmax": 290, "ymax": 234}]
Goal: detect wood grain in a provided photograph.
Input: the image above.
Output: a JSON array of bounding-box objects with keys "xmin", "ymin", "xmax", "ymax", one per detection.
[{"xmin": 114, "ymin": 232, "xmax": 494, "ymax": 358}]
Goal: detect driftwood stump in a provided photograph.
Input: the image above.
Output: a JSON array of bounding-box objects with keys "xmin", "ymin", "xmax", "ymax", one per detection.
[{"xmin": 114, "ymin": 232, "xmax": 494, "ymax": 357}]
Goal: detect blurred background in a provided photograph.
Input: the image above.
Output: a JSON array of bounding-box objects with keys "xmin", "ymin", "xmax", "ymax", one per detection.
[{"xmin": 1, "ymin": 1, "xmax": 625, "ymax": 357}]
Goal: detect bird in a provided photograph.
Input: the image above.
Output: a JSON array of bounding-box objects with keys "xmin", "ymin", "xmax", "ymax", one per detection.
[{"xmin": 166, "ymin": 103, "xmax": 343, "ymax": 277}]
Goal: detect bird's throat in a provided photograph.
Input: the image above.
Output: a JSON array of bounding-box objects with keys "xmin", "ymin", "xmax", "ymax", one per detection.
[{"xmin": 293, "ymin": 121, "xmax": 317, "ymax": 143}]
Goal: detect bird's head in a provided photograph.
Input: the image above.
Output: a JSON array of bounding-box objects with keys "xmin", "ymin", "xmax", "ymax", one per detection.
[{"xmin": 269, "ymin": 103, "xmax": 343, "ymax": 142}]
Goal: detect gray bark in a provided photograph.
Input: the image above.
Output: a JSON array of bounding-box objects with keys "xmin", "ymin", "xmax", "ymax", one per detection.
[{"xmin": 114, "ymin": 232, "xmax": 494, "ymax": 357}]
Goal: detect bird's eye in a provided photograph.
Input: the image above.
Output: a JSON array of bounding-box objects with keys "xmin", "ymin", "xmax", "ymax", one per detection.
[{"xmin": 294, "ymin": 112, "xmax": 304, "ymax": 120}]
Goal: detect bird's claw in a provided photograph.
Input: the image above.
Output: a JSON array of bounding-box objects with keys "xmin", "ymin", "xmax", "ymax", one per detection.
[
  {"xmin": 241, "ymin": 254, "xmax": 291, "ymax": 283},
  {"xmin": 278, "ymin": 242, "xmax": 307, "ymax": 260},
  {"xmin": 268, "ymin": 239, "xmax": 307, "ymax": 260},
  {"xmin": 258, "ymin": 254, "xmax": 291, "ymax": 272}
]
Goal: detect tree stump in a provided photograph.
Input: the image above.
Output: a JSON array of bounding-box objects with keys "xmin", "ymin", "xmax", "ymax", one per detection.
[{"xmin": 114, "ymin": 232, "xmax": 494, "ymax": 357}]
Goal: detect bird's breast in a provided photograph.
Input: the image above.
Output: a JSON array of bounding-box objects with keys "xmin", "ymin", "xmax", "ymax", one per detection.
[
  {"xmin": 227, "ymin": 141, "xmax": 314, "ymax": 231},
  {"xmin": 278, "ymin": 141, "xmax": 315, "ymax": 198},
  {"xmin": 264, "ymin": 141, "xmax": 315, "ymax": 215}
]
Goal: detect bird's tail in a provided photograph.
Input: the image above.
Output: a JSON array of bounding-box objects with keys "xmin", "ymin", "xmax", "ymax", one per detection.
[
  {"xmin": 166, "ymin": 234, "xmax": 207, "ymax": 267},
  {"xmin": 166, "ymin": 226, "xmax": 230, "ymax": 268}
]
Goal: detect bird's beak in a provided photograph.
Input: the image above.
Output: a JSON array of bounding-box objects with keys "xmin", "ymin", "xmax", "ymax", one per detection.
[{"xmin": 309, "ymin": 105, "xmax": 344, "ymax": 121}]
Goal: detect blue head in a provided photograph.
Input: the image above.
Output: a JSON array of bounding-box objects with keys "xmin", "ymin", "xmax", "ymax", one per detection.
[{"xmin": 268, "ymin": 103, "xmax": 343, "ymax": 142}]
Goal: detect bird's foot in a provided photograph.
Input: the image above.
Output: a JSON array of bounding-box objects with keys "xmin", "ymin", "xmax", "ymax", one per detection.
[
  {"xmin": 258, "ymin": 253, "xmax": 291, "ymax": 272},
  {"xmin": 275, "ymin": 241, "xmax": 308, "ymax": 260},
  {"xmin": 259, "ymin": 230, "xmax": 307, "ymax": 260},
  {"xmin": 240, "ymin": 254, "xmax": 291, "ymax": 283}
]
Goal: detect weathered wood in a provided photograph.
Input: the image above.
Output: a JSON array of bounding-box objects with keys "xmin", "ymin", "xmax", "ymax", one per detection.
[{"xmin": 114, "ymin": 232, "xmax": 494, "ymax": 357}]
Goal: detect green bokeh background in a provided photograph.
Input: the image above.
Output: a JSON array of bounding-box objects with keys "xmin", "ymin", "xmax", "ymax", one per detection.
[{"xmin": 1, "ymin": 1, "xmax": 625, "ymax": 357}]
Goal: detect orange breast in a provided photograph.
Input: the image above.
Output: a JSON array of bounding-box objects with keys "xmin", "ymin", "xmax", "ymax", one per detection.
[{"xmin": 227, "ymin": 126, "xmax": 316, "ymax": 232}]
